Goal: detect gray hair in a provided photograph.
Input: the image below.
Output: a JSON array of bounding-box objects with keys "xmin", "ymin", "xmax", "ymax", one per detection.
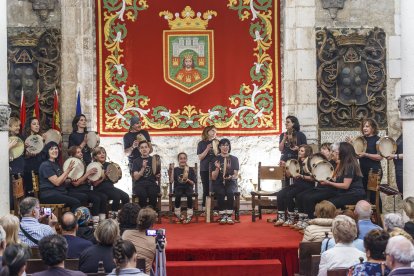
[
  {"xmin": 386, "ymin": 235, "xmax": 414, "ymax": 265},
  {"xmin": 355, "ymin": 200, "xmax": 372, "ymax": 220},
  {"xmin": 384, "ymin": 213, "xmax": 404, "ymax": 232},
  {"xmin": 332, "ymin": 215, "xmax": 357, "ymax": 243},
  {"xmin": 19, "ymin": 197, "xmax": 39, "ymax": 216}
]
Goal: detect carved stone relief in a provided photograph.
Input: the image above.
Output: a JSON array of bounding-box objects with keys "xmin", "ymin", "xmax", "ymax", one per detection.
[
  {"xmin": 30, "ymin": 0, "xmax": 56, "ymax": 21},
  {"xmin": 320, "ymin": 0, "xmax": 346, "ymax": 19},
  {"xmin": 316, "ymin": 27, "xmax": 387, "ymax": 129},
  {"xmin": 0, "ymin": 105, "xmax": 11, "ymax": 131},
  {"xmin": 7, "ymin": 28, "xmax": 61, "ymax": 130}
]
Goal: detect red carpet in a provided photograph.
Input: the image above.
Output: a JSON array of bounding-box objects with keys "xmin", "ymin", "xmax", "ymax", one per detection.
[{"xmin": 159, "ymin": 214, "xmax": 302, "ymax": 275}]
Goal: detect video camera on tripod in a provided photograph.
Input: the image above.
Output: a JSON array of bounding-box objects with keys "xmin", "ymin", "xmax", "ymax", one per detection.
[{"xmin": 147, "ymin": 229, "xmax": 166, "ymax": 276}]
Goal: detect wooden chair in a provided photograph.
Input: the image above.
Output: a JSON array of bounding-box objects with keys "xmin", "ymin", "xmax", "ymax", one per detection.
[
  {"xmin": 311, "ymin": 255, "xmax": 321, "ymax": 276},
  {"xmin": 64, "ymin": 259, "xmax": 80, "ymax": 270},
  {"xmin": 327, "ymin": 268, "xmax": 349, "ymax": 276},
  {"xmin": 251, "ymin": 163, "xmax": 285, "ymax": 222},
  {"xmin": 30, "ymin": 247, "xmax": 41, "ymax": 259},
  {"xmin": 298, "ymin": 242, "xmax": 322, "ymax": 276},
  {"xmin": 168, "ymin": 163, "xmax": 199, "ymax": 223},
  {"xmin": 11, "ymin": 173, "xmax": 25, "ymax": 215}
]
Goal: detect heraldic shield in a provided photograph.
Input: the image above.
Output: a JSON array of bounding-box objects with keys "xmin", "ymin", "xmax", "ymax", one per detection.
[{"xmin": 163, "ymin": 30, "xmax": 214, "ymax": 94}]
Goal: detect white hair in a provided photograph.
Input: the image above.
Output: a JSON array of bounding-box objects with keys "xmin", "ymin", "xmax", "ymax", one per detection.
[
  {"xmin": 386, "ymin": 235, "xmax": 414, "ymax": 265},
  {"xmin": 354, "ymin": 200, "xmax": 372, "ymax": 220},
  {"xmin": 332, "ymin": 215, "xmax": 357, "ymax": 243},
  {"xmin": 384, "ymin": 213, "xmax": 405, "ymax": 232}
]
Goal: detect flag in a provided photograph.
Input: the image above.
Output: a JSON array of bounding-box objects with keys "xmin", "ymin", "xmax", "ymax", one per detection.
[
  {"xmin": 33, "ymin": 93, "xmax": 40, "ymax": 119},
  {"xmin": 52, "ymin": 89, "xmax": 61, "ymax": 132},
  {"xmin": 19, "ymin": 89, "xmax": 26, "ymax": 134},
  {"xmin": 76, "ymin": 88, "xmax": 82, "ymax": 116}
]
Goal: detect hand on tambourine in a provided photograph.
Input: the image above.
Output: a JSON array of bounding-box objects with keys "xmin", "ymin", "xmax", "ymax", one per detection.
[
  {"xmin": 345, "ymin": 136, "xmax": 353, "ymax": 144},
  {"xmin": 132, "ymin": 140, "xmax": 139, "ymax": 149},
  {"xmin": 88, "ymin": 167, "xmax": 98, "ymax": 176},
  {"xmin": 206, "ymin": 143, "xmax": 213, "ymax": 150},
  {"xmin": 66, "ymin": 160, "xmax": 75, "ymax": 172},
  {"xmin": 186, "ymin": 179, "xmax": 194, "ymax": 185},
  {"xmin": 214, "ymin": 160, "xmax": 220, "ymax": 169},
  {"xmin": 319, "ymin": 180, "xmax": 330, "ymax": 186},
  {"xmin": 142, "ymin": 159, "xmax": 148, "ymax": 168},
  {"xmin": 290, "ymin": 145, "xmax": 299, "ymax": 151},
  {"xmin": 357, "ymin": 152, "xmax": 365, "ymax": 158},
  {"xmin": 9, "ymin": 139, "xmax": 18, "ymax": 149}
]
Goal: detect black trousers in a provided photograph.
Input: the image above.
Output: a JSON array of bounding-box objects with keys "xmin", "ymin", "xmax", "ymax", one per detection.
[
  {"xmin": 200, "ymin": 170, "xmax": 209, "ymax": 207},
  {"xmin": 174, "ymin": 185, "xmax": 194, "ymax": 209},
  {"xmin": 396, "ymin": 169, "xmax": 403, "ymax": 194},
  {"xmin": 133, "ymin": 183, "xmax": 160, "ymax": 210},
  {"xmin": 296, "ymin": 188, "xmax": 337, "ymax": 218},
  {"xmin": 40, "ymin": 190, "xmax": 88, "ymax": 212},
  {"xmin": 95, "ymin": 186, "xmax": 129, "ymax": 211},
  {"xmin": 328, "ymin": 191, "xmax": 365, "ymax": 209},
  {"xmin": 213, "ymin": 181, "xmax": 237, "ymax": 211},
  {"xmin": 69, "ymin": 188, "xmax": 108, "ymax": 216},
  {"xmin": 276, "ymin": 182, "xmax": 314, "ymax": 212}
]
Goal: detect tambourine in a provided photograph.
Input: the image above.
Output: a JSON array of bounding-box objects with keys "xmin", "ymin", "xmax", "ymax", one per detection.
[
  {"xmin": 136, "ymin": 133, "xmax": 153, "ymax": 153},
  {"xmin": 63, "ymin": 157, "xmax": 85, "ymax": 180},
  {"xmin": 285, "ymin": 159, "xmax": 300, "ymax": 177},
  {"xmin": 9, "ymin": 136, "xmax": 25, "ymax": 159},
  {"xmin": 106, "ymin": 162, "xmax": 122, "ymax": 183},
  {"xmin": 152, "ymin": 154, "xmax": 161, "ymax": 175},
  {"xmin": 376, "ymin": 136, "xmax": 397, "ymax": 158},
  {"xmin": 352, "ymin": 136, "xmax": 367, "ymax": 155},
  {"xmin": 25, "ymin": 134, "xmax": 44, "ymax": 155},
  {"xmin": 312, "ymin": 160, "xmax": 334, "ymax": 182},
  {"xmin": 86, "ymin": 132, "xmax": 100, "ymax": 150},
  {"xmin": 44, "ymin": 129, "xmax": 62, "ymax": 144},
  {"xmin": 86, "ymin": 162, "xmax": 104, "ymax": 181},
  {"xmin": 303, "ymin": 157, "xmax": 310, "ymax": 174}
]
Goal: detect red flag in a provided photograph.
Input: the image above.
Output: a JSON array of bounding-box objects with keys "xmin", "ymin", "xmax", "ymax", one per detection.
[
  {"xmin": 52, "ymin": 89, "xmax": 61, "ymax": 132},
  {"xmin": 20, "ymin": 89, "xmax": 26, "ymax": 134},
  {"xmin": 33, "ymin": 93, "xmax": 40, "ymax": 119}
]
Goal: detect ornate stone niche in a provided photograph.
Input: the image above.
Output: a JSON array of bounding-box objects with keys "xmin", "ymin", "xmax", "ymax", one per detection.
[
  {"xmin": 7, "ymin": 28, "xmax": 61, "ymax": 130},
  {"xmin": 316, "ymin": 27, "xmax": 387, "ymax": 129}
]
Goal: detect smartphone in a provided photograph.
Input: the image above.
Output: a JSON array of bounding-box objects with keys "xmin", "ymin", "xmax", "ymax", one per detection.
[{"xmin": 43, "ymin": 207, "xmax": 52, "ymax": 216}]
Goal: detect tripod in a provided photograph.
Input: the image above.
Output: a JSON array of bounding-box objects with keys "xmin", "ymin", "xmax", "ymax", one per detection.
[{"xmin": 153, "ymin": 232, "xmax": 167, "ymax": 276}]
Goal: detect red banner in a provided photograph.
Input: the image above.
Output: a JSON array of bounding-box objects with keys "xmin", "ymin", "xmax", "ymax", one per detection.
[{"xmin": 96, "ymin": 0, "xmax": 281, "ymax": 136}]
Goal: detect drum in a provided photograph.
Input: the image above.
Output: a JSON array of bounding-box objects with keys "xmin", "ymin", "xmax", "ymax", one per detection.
[
  {"xmin": 25, "ymin": 134, "xmax": 44, "ymax": 155},
  {"xmin": 302, "ymin": 157, "xmax": 310, "ymax": 174},
  {"xmin": 9, "ymin": 136, "xmax": 24, "ymax": 160},
  {"xmin": 376, "ymin": 136, "xmax": 397, "ymax": 158},
  {"xmin": 86, "ymin": 132, "xmax": 100, "ymax": 149},
  {"xmin": 211, "ymin": 139, "xmax": 220, "ymax": 156},
  {"xmin": 285, "ymin": 159, "xmax": 300, "ymax": 177},
  {"xmin": 86, "ymin": 162, "xmax": 104, "ymax": 181},
  {"xmin": 352, "ymin": 136, "xmax": 367, "ymax": 155},
  {"xmin": 44, "ymin": 129, "xmax": 62, "ymax": 144},
  {"xmin": 312, "ymin": 160, "xmax": 334, "ymax": 182},
  {"xmin": 63, "ymin": 157, "xmax": 85, "ymax": 180},
  {"xmin": 152, "ymin": 154, "xmax": 161, "ymax": 175},
  {"xmin": 106, "ymin": 162, "xmax": 122, "ymax": 183}
]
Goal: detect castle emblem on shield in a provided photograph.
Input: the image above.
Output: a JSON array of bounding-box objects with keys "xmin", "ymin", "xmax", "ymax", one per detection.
[{"xmin": 160, "ymin": 6, "xmax": 217, "ymax": 94}]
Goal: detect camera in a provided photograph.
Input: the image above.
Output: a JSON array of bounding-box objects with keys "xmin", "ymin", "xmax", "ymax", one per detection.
[{"xmin": 146, "ymin": 229, "xmax": 165, "ymax": 237}]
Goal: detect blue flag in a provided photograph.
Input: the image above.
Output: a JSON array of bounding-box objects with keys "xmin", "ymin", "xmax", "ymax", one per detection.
[{"xmin": 76, "ymin": 89, "xmax": 82, "ymax": 116}]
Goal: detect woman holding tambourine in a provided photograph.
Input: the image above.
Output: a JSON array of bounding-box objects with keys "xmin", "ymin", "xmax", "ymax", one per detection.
[
  {"xmin": 69, "ymin": 114, "xmax": 93, "ymax": 165},
  {"xmin": 279, "ymin": 116, "xmax": 307, "ymax": 165}
]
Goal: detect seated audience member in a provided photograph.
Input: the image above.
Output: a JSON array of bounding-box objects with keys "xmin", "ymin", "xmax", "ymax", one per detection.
[
  {"xmin": 0, "ymin": 215, "xmax": 21, "ymax": 245},
  {"xmin": 32, "ymin": 235, "xmax": 85, "ymax": 276},
  {"xmin": 61, "ymin": 212, "xmax": 92, "ymax": 259},
  {"xmin": 403, "ymin": 197, "xmax": 414, "ymax": 239},
  {"xmin": 0, "ymin": 226, "xmax": 6, "ymax": 270},
  {"xmin": 385, "ymin": 236, "xmax": 414, "ymax": 275},
  {"xmin": 0, "ymin": 244, "xmax": 30, "ymax": 276},
  {"xmin": 18, "ymin": 197, "xmax": 57, "ymax": 247},
  {"xmin": 318, "ymin": 215, "xmax": 366, "ymax": 276},
  {"xmin": 118, "ymin": 203, "xmax": 141, "ymax": 234},
  {"xmin": 354, "ymin": 200, "xmax": 382, "ymax": 239},
  {"xmin": 384, "ymin": 213, "xmax": 405, "ymax": 233},
  {"xmin": 108, "ymin": 238, "xmax": 148, "ymax": 276},
  {"xmin": 79, "ymin": 219, "xmax": 118, "ymax": 273},
  {"xmin": 302, "ymin": 200, "xmax": 336, "ymax": 242},
  {"xmin": 74, "ymin": 207, "xmax": 96, "ymax": 244},
  {"xmin": 122, "ymin": 207, "xmax": 157, "ymax": 274},
  {"xmin": 389, "ymin": 228, "xmax": 414, "ymax": 243},
  {"xmin": 349, "ymin": 229, "xmax": 390, "ymax": 275}
]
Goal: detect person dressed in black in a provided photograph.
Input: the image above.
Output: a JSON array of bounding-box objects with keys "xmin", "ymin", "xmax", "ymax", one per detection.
[
  {"xmin": 274, "ymin": 144, "xmax": 315, "ymax": 227},
  {"xmin": 132, "ymin": 141, "xmax": 160, "ymax": 210},
  {"xmin": 91, "ymin": 146, "xmax": 129, "ymax": 219},
  {"xmin": 279, "ymin": 116, "xmax": 307, "ymax": 165},
  {"xmin": 169, "ymin": 152, "xmax": 196, "ymax": 223},
  {"xmin": 68, "ymin": 114, "xmax": 92, "ymax": 165},
  {"xmin": 38, "ymin": 142, "xmax": 88, "ymax": 212},
  {"xmin": 387, "ymin": 134, "xmax": 403, "ymax": 194},
  {"xmin": 197, "ymin": 125, "xmax": 218, "ymax": 212},
  {"xmin": 66, "ymin": 146, "xmax": 108, "ymax": 225},
  {"xmin": 211, "ymin": 138, "xmax": 239, "ymax": 225}
]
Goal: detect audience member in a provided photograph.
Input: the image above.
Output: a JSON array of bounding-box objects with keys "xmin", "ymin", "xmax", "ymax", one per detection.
[
  {"xmin": 385, "ymin": 235, "xmax": 414, "ymax": 275},
  {"xmin": 79, "ymin": 219, "xmax": 118, "ymax": 273},
  {"xmin": 0, "ymin": 215, "xmax": 21, "ymax": 245},
  {"xmin": 384, "ymin": 213, "xmax": 405, "ymax": 233},
  {"xmin": 354, "ymin": 200, "xmax": 382, "ymax": 239},
  {"xmin": 0, "ymin": 244, "xmax": 30, "ymax": 276},
  {"xmin": 0, "ymin": 226, "xmax": 6, "ymax": 270},
  {"xmin": 302, "ymin": 200, "xmax": 336, "ymax": 242},
  {"xmin": 74, "ymin": 207, "xmax": 96, "ymax": 244},
  {"xmin": 122, "ymin": 207, "xmax": 156, "ymax": 274},
  {"xmin": 403, "ymin": 197, "xmax": 414, "ymax": 239},
  {"xmin": 32, "ymin": 235, "xmax": 85, "ymax": 275},
  {"xmin": 318, "ymin": 215, "xmax": 366, "ymax": 276},
  {"xmin": 349, "ymin": 229, "xmax": 390, "ymax": 275},
  {"xmin": 118, "ymin": 203, "xmax": 141, "ymax": 234},
  {"xmin": 18, "ymin": 197, "xmax": 57, "ymax": 247},
  {"xmin": 389, "ymin": 228, "xmax": 414, "ymax": 243},
  {"xmin": 61, "ymin": 212, "xmax": 92, "ymax": 259},
  {"xmin": 108, "ymin": 238, "xmax": 148, "ymax": 275}
]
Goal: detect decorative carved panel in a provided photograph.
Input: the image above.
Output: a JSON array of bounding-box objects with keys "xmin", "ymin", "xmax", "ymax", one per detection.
[
  {"xmin": 7, "ymin": 28, "xmax": 61, "ymax": 130},
  {"xmin": 316, "ymin": 27, "xmax": 387, "ymax": 129}
]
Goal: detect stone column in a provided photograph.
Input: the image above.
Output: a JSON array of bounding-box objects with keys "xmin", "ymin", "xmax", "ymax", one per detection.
[
  {"xmin": 400, "ymin": 0, "xmax": 414, "ymax": 198},
  {"xmin": 0, "ymin": 0, "xmax": 10, "ymax": 216}
]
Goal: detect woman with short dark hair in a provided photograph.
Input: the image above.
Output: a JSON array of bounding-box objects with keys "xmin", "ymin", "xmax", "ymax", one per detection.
[
  {"xmin": 0, "ymin": 243, "xmax": 30, "ymax": 276},
  {"xmin": 279, "ymin": 116, "xmax": 307, "ymax": 165}
]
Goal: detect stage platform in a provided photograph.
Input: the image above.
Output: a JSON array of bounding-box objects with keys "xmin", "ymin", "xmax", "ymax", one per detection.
[{"xmin": 159, "ymin": 214, "xmax": 302, "ymax": 276}]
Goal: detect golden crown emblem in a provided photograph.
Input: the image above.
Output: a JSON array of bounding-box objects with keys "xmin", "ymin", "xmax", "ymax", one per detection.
[
  {"xmin": 333, "ymin": 32, "xmax": 366, "ymax": 46},
  {"xmin": 9, "ymin": 33, "xmax": 39, "ymax": 47},
  {"xmin": 183, "ymin": 53, "xmax": 193, "ymax": 60},
  {"xmin": 159, "ymin": 6, "xmax": 217, "ymax": 30}
]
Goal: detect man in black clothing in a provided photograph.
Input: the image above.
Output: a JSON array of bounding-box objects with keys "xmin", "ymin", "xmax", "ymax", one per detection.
[{"xmin": 61, "ymin": 212, "xmax": 92, "ymax": 259}]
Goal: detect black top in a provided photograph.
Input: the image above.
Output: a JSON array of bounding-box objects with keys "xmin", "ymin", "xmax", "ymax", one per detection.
[
  {"xmin": 173, "ymin": 166, "xmax": 196, "ymax": 190},
  {"xmin": 64, "ymin": 235, "xmax": 93, "ymax": 259},
  {"xmin": 79, "ymin": 244, "xmax": 115, "ymax": 273},
  {"xmin": 197, "ymin": 140, "xmax": 216, "ymax": 172},
  {"xmin": 38, "ymin": 160, "xmax": 66, "ymax": 192},
  {"xmin": 95, "ymin": 162, "xmax": 114, "ymax": 189},
  {"xmin": 210, "ymin": 155, "xmax": 239, "ymax": 186},
  {"xmin": 68, "ymin": 132, "xmax": 92, "ymax": 165},
  {"xmin": 76, "ymin": 226, "xmax": 97, "ymax": 244},
  {"xmin": 394, "ymin": 135, "xmax": 403, "ymax": 172},
  {"xmin": 279, "ymin": 131, "xmax": 307, "ymax": 161},
  {"xmin": 123, "ymin": 130, "xmax": 151, "ymax": 163},
  {"xmin": 132, "ymin": 156, "xmax": 157, "ymax": 185},
  {"xmin": 336, "ymin": 167, "xmax": 364, "ymax": 194},
  {"xmin": 359, "ymin": 135, "xmax": 381, "ymax": 173},
  {"xmin": 9, "ymin": 134, "xmax": 25, "ymax": 175},
  {"xmin": 32, "ymin": 267, "xmax": 86, "ymax": 276},
  {"xmin": 292, "ymin": 160, "xmax": 314, "ymax": 186}
]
